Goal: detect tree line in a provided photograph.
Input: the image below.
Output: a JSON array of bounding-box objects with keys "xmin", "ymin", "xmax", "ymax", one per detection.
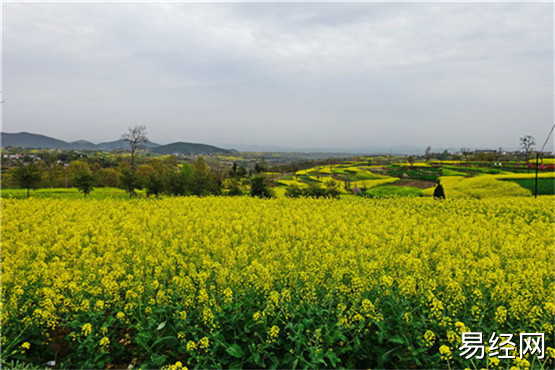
[
  {"xmin": 5, "ymin": 125, "xmax": 275, "ymax": 198},
  {"xmin": 5, "ymin": 156, "xmax": 280, "ymax": 199}
]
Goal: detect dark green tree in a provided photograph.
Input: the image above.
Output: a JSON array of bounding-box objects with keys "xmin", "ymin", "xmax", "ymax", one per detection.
[
  {"xmin": 70, "ymin": 160, "xmax": 93, "ymax": 197},
  {"xmin": 13, "ymin": 163, "xmax": 42, "ymax": 198},
  {"xmin": 231, "ymin": 161, "xmax": 238, "ymax": 177},
  {"xmin": 225, "ymin": 178, "xmax": 244, "ymax": 196},
  {"xmin": 236, "ymin": 166, "xmax": 247, "ymax": 177},
  {"xmin": 304, "ymin": 182, "xmax": 327, "ymax": 198},
  {"xmin": 164, "ymin": 171, "xmax": 186, "ymax": 196},
  {"xmin": 250, "ymin": 176, "xmax": 273, "ymax": 198},
  {"xmin": 192, "ymin": 157, "xmax": 218, "ymax": 196},
  {"xmin": 285, "ymin": 184, "xmax": 303, "ymax": 198},
  {"xmin": 74, "ymin": 172, "xmax": 95, "ymax": 197},
  {"xmin": 164, "ymin": 165, "xmax": 194, "ymax": 196},
  {"xmin": 120, "ymin": 168, "xmax": 138, "ymax": 197},
  {"xmin": 181, "ymin": 164, "xmax": 195, "ymax": 195},
  {"xmin": 253, "ymin": 162, "xmax": 266, "ymax": 174},
  {"xmin": 96, "ymin": 168, "xmax": 120, "ymax": 187},
  {"xmin": 145, "ymin": 173, "xmax": 163, "ymax": 198},
  {"xmin": 324, "ymin": 180, "xmax": 341, "ymax": 199}
]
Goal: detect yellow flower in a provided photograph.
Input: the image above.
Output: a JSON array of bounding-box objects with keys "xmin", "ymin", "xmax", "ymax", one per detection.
[
  {"xmin": 267, "ymin": 325, "xmax": 280, "ymax": 342},
  {"xmin": 439, "ymin": 345, "xmax": 452, "ymax": 361},
  {"xmin": 423, "ymin": 330, "xmax": 436, "ymax": 347},
  {"xmin": 199, "ymin": 337, "xmax": 210, "ymax": 349},
  {"xmin": 20, "ymin": 342, "xmax": 31, "ymax": 350},
  {"xmin": 490, "ymin": 357, "xmax": 500, "ymax": 367},
  {"xmin": 517, "ymin": 358, "xmax": 530, "ymax": 369},
  {"xmin": 186, "ymin": 341, "xmax": 197, "ymax": 351},
  {"xmin": 99, "ymin": 336, "xmax": 110, "ymax": 349},
  {"xmin": 162, "ymin": 361, "xmax": 187, "ymax": 370},
  {"xmin": 151, "ymin": 280, "xmax": 159, "ymax": 290},
  {"xmin": 495, "ymin": 306, "xmax": 507, "ymax": 324},
  {"xmin": 455, "ymin": 321, "xmax": 468, "ymax": 334},
  {"xmin": 223, "ymin": 287, "xmax": 233, "ymax": 304},
  {"xmin": 2, "ymin": 196, "xmax": 553, "ymax": 367},
  {"xmin": 81, "ymin": 323, "xmax": 92, "ymax": 336}
]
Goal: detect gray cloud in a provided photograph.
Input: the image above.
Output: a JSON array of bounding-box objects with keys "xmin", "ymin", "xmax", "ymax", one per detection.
[{"xmin": 2, "ymin": 2, "xmax": 553, "ymax": 151}]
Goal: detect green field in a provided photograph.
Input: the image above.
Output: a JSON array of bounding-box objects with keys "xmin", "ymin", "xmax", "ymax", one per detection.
[
  {"xmin": 364, "ymin": 185, "xmax": 422, "ymax": 198},
  {"xmin": 1, "ymin": 187, "xmax": 134, "ymax": 200},
  {"xmin": 501, "ymin": 178, "xmax": 555, "ymax": 196}
]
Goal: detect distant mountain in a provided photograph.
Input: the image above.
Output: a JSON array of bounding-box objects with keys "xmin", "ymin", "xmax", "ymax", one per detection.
[
  {"xmin": 1, "ymin": 132, "xmax": 160, "ymax": 151},
  {"xmin": 68, "ymin": 140, "xmax": 97, "ymax": 150},
  {"xmin": 151, "ymin": 142, "xmax": 233, "ymax": 155},
  {"xmin": 2, "ymin": 132, "xmax": 71, "ymax": 149},
  {"xmin": 96, "ymin": 139, "xmax": 160, "ymax": 151},
  {"xmin": 0, "ymin": 131, "xmax": 232, "ymax": 155}
]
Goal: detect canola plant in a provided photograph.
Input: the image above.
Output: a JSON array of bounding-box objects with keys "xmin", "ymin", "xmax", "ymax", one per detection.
[{"xmin": 1, "ymin": 197, "xmax": 553, "ymax": 368}]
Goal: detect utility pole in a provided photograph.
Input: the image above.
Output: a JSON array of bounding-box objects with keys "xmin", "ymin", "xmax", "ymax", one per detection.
[
  {"xmin": 534, "ymin": 152, "xmax": 539, "ymax": 198},
  {"xmin": 535, "ymin": 123, "xmax": 555, "ymax": 198}
]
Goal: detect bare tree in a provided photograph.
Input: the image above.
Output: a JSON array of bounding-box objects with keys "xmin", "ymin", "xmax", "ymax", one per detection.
[
  {"xmin": 519, "ymin": 135, "xmax": 535, "ymax": 164},
  {"xmin": 121, "ymin": 125, "xmax": 149, "ymax": 170},
  {"xmin": 460, "ymin": 148, "xmax": 472, "ymax": 166},
  {"xmin": 407, "ymin": 155, "xmax": 415, "ymax": 169},
  {"xmin": 425, "ymin": 146, "xmax": 432, "ymax": 162}
]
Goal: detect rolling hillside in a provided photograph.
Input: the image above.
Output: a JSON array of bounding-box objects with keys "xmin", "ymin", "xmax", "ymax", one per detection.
[
  {"xmin": 1, "ymin": 132, "xmax": 162, "ymax": 150},
  {"xmin": 1, "ymin": 132, "xmax": 71, "ymax": 149},
  {"xmin": 151, "ymin": 141, "xmax": 233, "ymax": 155}
]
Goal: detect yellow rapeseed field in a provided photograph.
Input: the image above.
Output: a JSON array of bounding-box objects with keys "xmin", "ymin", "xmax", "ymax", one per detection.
[
  {"xmin": 422, "ymin": 174, "xmax": 555, "ymax": 199},
  {"xmin": 1, "ymin": 197, "xmax": 554, "ymax": 368}
]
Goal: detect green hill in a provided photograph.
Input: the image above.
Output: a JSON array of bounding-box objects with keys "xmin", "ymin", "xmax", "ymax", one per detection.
[{"xmin": 151, "ymin": 142, "xmax": 233, "ymax": 155}]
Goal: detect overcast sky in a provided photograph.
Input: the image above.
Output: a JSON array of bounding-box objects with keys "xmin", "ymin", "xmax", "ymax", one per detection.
[{"xmin": 2, "ymin": 2, "xmax": 553, "ymax": 152}]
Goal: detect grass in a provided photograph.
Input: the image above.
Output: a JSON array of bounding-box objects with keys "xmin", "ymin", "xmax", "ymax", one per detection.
[
  {"xmin": 364, "ymin": 185, "xmax": 422, "ymax": 198},
  {"xmin": 501, "ymin": 178, "xmax": 555, "ymax": 196},
  {"xmin": 422, "ymin": 175, "xmax": 532, "ymax": 199},
  {"xmin": 441, "ymin": 165, "xmax": 507, "ymax": 175},
  {"xmin": 441, "ymin": 168, "xmax": 469, "ymax": 177},
  {"xmin": 1, "ymin": 187, "xmax": 134, "ymax": 200},
  {"xmin": 351, "ymin": 171, "xmax": 387, "ymax": 181},
  {"xmin": 385, "ymin": 167, "xmax": 441, "ymax": 182}
]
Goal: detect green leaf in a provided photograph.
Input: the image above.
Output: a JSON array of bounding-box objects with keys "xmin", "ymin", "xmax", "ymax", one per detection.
[
  {"xmin": 227, "ymin": 344, "xmax": 244, "ymax": 358},
  {"xmin": 150, "ymin": 353, "xmax": 166, "ymax": 366},
  {"xmin": 152, "ymin": 336, "xmax": 178, "ymax": 348},
  {"xmin": 249, "ymin": 344, "xmax": 263, "ymax": 367},
  {"xmin": 390, "ymin": 335, "xmax": 405, "ymax": 345},
  {"xmin": 156, "ymin": 321, "xmax": 166, "ymax": 330},
  {"xmin": 325, "ymin": 351, "xmax": 340, "ymax": 367},
  {"xmin": 229, "ymin": 362, "xmax": 242, "ymax": 370}
]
